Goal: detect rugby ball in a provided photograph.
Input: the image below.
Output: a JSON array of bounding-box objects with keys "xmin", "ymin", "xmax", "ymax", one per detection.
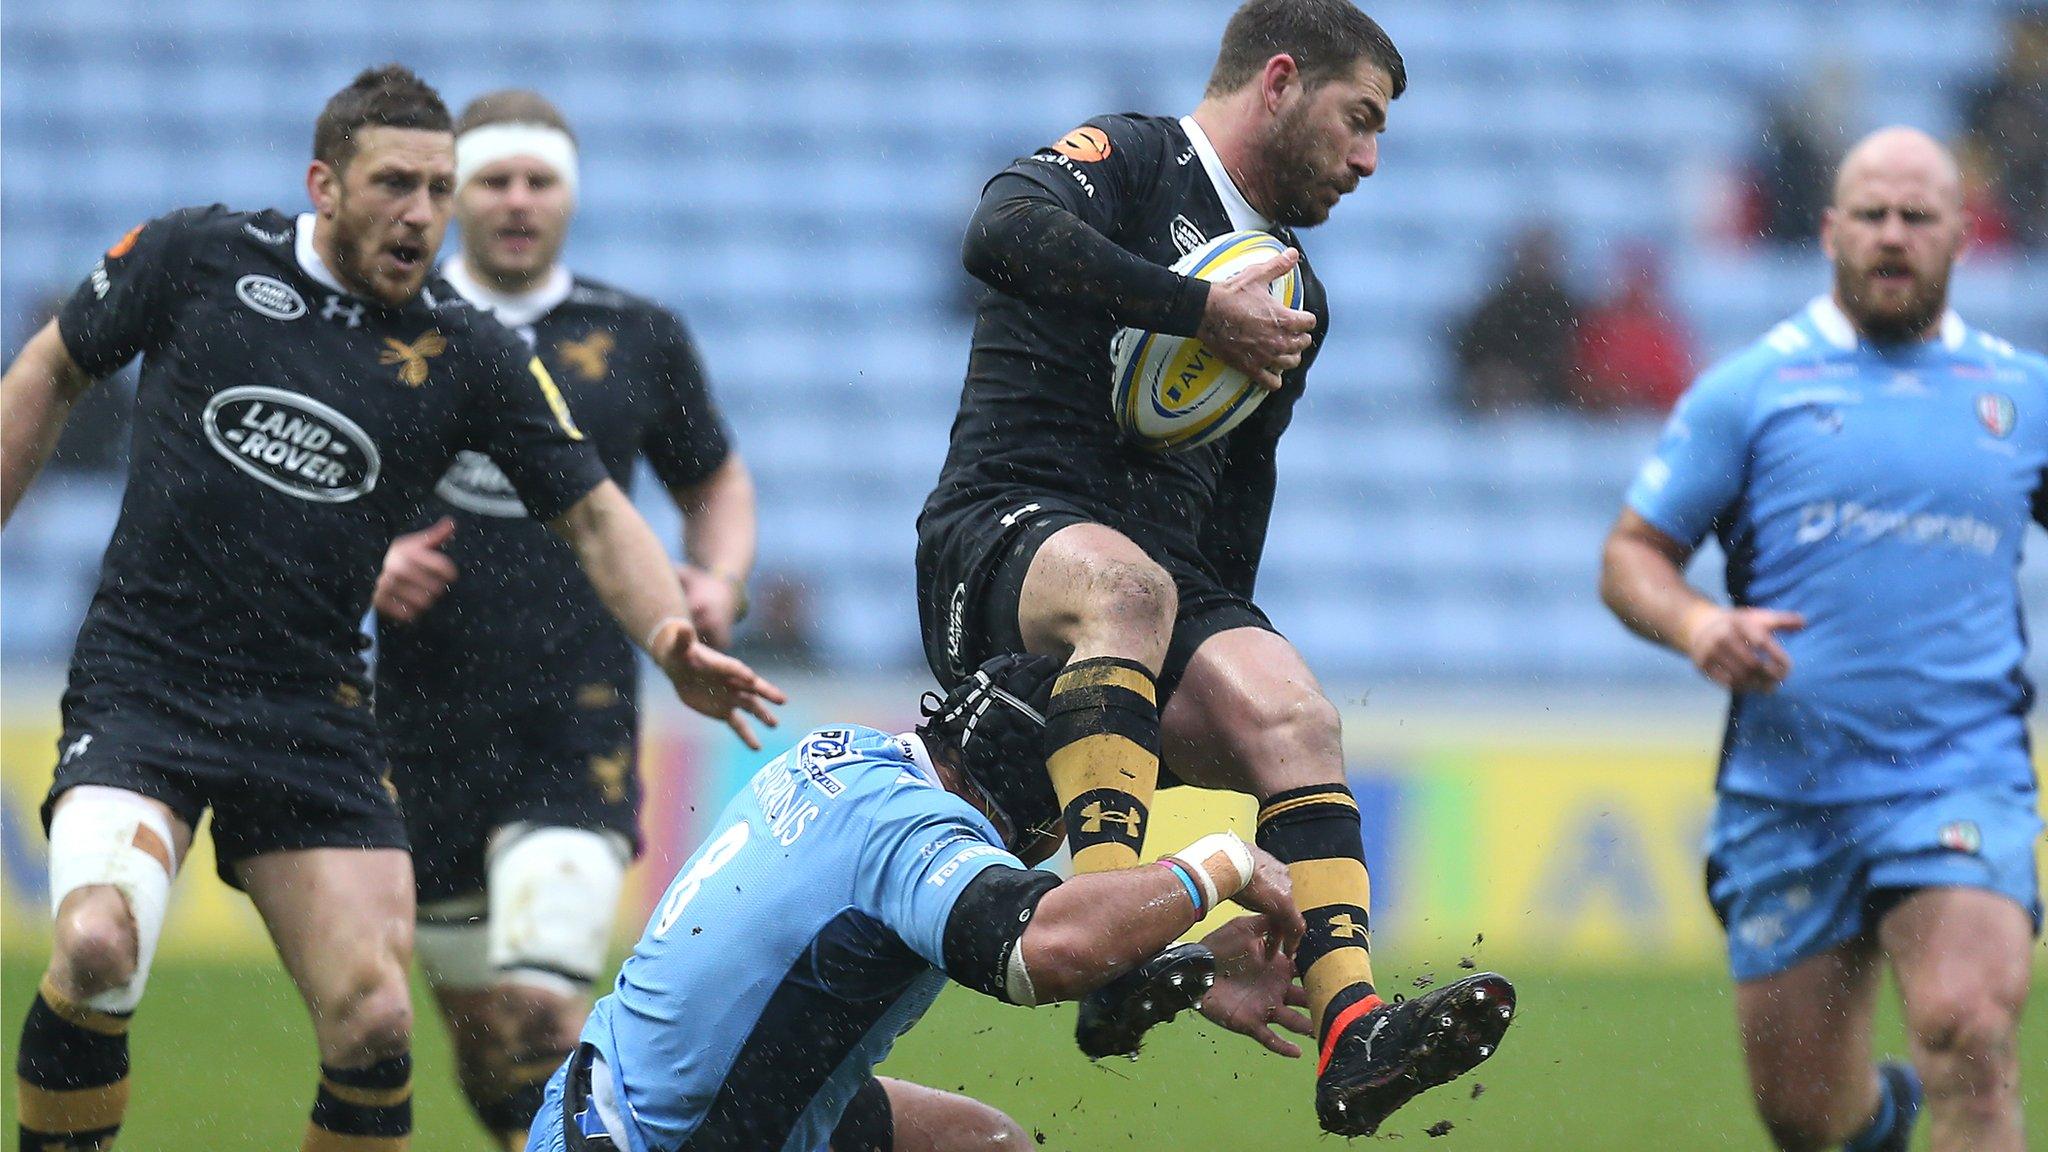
[{"xmin": 1109, "ymin": 229, "xmax": 1303, "ymax": 452}]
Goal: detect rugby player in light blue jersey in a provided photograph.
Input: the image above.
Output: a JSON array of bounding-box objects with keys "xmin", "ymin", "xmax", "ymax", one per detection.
[
  {"xmin": 527, "ymin": 654, "xmax": 1324, "ymax": 1152},
  {"xmin": 1602, "ymin": 127, "xmax": 2045, "ymax": 1152}
]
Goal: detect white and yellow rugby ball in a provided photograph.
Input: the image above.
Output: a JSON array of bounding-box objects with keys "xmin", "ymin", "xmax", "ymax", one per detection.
[{"xmin": 1110, "ymin": 229, "xmax": 1302, "ymax": 452}]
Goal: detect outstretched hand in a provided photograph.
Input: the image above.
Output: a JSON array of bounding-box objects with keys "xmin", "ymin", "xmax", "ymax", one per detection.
[
  {"xmin": 649, "ymin": 620, "xmax": 786, "ymax": 749},
  {"xmin": 1197, "ymin": 915, "xmax": 1313, "ymax": 1057}
]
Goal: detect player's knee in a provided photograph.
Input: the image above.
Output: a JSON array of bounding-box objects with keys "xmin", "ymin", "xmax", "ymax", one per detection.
[
  {"xmin": 46, "ymin": 789, "xmax": 177, "ymax": 1011},
  {"xmin": 492, "ymin": 982, "xmax": 583, "ymax": 1063},
  {"xmin": 1082, "ymin": 558, "xmax": 1177, "ymax": 644},
  {"xmin": 488, "ymin": 825, "xmax": 627, "ymax": 996},
  {"xmin": 1907, "ymin": 985, "xmax": 2020, "ymax": 1076},
  {"xmin": 50, "ymin": 891, "xmax": 140, "ymax": 998},
  {"xmin": 318, "ymin": 965, "xmax": 415, "ymax": 1064}
]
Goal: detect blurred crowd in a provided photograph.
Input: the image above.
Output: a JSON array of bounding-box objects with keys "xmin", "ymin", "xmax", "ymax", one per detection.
[{"xmin": 1453, "ymin": 6, "xmax": 2045, "ymax": 418}]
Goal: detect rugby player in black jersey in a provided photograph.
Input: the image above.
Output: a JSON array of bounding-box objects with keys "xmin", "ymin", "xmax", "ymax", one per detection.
[
  {"xmin": 0, "ymin": 67, "xmax": 780, "ymax": 1152},
  {"xmin": 364, "ymin": 89, "xmax": 756, "ymax": 1149},
  {"xmin": 916, "ymin": 0, "xmax": 1511, "ymax": 1135}
]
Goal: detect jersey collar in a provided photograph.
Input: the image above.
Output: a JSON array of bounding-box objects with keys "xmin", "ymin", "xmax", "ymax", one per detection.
[
  {"xmin": 894, "ymin": 732, "xmax": 942, "ymax": 787},
  {"xmin": 1805, "ymin": 294, "xmax": 1967, "ymax": 353},
  {"xmin": 1180, "ymin": 115, "xmax": 1271, "ymax": 233},
  {"xmin": 293, "ymin": 213, "xmax": 348, "ymax": 295},
  {"xmin": 442, "ymin": 256, "xmax": 575, "ymax": 328}
]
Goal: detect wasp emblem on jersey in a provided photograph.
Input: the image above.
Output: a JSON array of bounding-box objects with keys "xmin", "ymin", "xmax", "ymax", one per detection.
[
  {"xmin": 380, "ymin": 328, "xmax": 448, "ymax": 386},
  {"xmin": 590, "ymin": 746, "xmax": 632, "ymax": 805},
  {"xmin": 556, "ymin": 330, "xmax": 615, "ymax": 382}
]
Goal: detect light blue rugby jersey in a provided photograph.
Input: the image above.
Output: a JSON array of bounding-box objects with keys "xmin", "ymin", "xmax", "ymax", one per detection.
[
  {"xmin": 581, "ymin": 725, "xmax": 1024, "ymax": 1152},
  {"xmin": 1628, "ymin": 296, "xmax": 2048, "ymax": 803}
]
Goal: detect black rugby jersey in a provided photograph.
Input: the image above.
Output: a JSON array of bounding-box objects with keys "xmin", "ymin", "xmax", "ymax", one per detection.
[
  {"xmin": 55, "ymin": 206, "xmax": 608, "ymax": 691},
  {"xmin": 922, "ymin": 113, "xmax": 1330, "ymax": 594},
  {"xmin": 376, "ymin": 269, "xmax": 730, "ymax": 704}
]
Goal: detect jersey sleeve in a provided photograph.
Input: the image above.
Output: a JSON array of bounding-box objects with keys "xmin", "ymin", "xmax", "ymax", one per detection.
[
  {"xmin": 963, "ymin": 116, "xmax": 1208, "ymax": 335},
  {"xmin": 994, "ymin": 115, "xmax": 1155, "ymax": 236},
  {"xmin": 463, "ymin": 325, "xmax": 611, "ymax": 522},
  {"xmin": 56, "ymin": 208, "xmax": 213, "ymax": 377},
  {"xmin": 1624, "ymin": 361, "xmax": 1756, "ymax": 547},
  {"xmin": 640, "ymin": 309, "xmax": 733, "ymax": 491},
  {"xmin": 855, "ymin": 795, "xmax": 1024, "ymax": 971}
]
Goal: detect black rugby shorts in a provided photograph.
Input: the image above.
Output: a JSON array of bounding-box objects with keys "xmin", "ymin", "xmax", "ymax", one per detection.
[
  {"xmin": 46, "ymin": 669, "xmax": 406, "ymax": 889},
  {"xmin": 384, "ymin": 675, "xmax": 642, "ymax": 905},
  {"xmin": 915, "ymin": 493, "xmax": 1274, "ymax": 701}
]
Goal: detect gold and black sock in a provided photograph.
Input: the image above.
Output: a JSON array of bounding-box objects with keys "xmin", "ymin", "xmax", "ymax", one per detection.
[
  {"xmin": 1045, "ymin": 656, "xmax": 1159, "ymax": 873},
  {"xmin": 303, "ymin": 1054, "xmax": 411, "ymax": 1152},
  {"xmin": 467, "ymin": 1054, "xmax": 562, "ymax": 1150},
  {"xmin": 1256, "ymin": 783, "xmax": 1383, "ymax": 1053},
  {"xmin": 16, "ymin": 978, "xmax": 131, "ymax": 1152}
]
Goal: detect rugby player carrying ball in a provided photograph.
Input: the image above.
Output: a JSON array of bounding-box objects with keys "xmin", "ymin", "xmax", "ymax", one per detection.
[{"xmin": 915, "ymin": 0, "xmax": 1510, "ymax": 1135}]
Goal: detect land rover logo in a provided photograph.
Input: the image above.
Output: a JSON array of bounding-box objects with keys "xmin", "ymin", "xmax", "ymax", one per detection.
[
  {"xmin": 434, "ymin": 450, "xmax": 530, "ymax": 518},
  {"xmin": 235, "ymin": 275, "xmax": 307, "ymax": 321},
  {"xmin": 202, "ymin": 386, "xmax": 380, "ymax": 502}
]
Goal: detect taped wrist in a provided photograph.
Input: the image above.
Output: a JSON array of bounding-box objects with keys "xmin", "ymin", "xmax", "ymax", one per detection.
[
  {"xmin": 643, "ymin": 614, "xmax": 690, "ymax": 655},
  {"xmin": 1166, "ymin": 831, "xmax": 1255, "ymax": 910},
  {"xmin": 941, "ymin": 866, "xmax": 1062, "ymax": 1005}
]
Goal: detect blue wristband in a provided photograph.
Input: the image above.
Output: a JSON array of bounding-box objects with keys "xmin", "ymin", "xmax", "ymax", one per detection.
[{"xmin": 1158, "ymin": 859, "xmax": 1205, "ymax": 916}]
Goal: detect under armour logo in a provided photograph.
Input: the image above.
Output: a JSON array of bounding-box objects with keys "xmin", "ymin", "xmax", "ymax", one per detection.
[
  {"xmin": 1327, "ymin": 912, "xmax": 1369, "ymax": 940},
  {"xmin": 59, "ymin": 734, "xmax": 93, "ymax": 765},
  {"xmin": 999, "ymin": 502, "xmax": 1042, "ymax": 529},
  {"xmin": 1079, "ymin": 800, "xmax": 1141, "ymax": 837},
  {"xmin": 322, "ymin": 295, "xmax": 365, "ymax": 328}
]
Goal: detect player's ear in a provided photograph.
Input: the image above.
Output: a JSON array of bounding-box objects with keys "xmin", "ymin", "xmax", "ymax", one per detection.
[
  {"xmin": 1261, "ymin": 53, "xmax": 1301, "ymax": 114},
  {"xmin": 1818, "ymin": 206, "xmax": 1839, "ymax": 261},
  {"xmin": 308, "ymin": 160, "xmax": 342, "ymax": 219}
]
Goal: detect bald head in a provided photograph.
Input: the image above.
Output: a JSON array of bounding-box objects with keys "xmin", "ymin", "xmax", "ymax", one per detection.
[
  {"xmin": 1832, "ymin": 126, "xmax": 1962, "ymax": 210},
  {"xmin": 1822, "ymin": 126, "xmax": 1967, "ymax": 344}
]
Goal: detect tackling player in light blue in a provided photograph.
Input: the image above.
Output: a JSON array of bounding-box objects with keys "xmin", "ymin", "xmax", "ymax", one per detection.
[
  {"xmin": 1603, "ymin": 128, "xmax": 2044, "ymax": 1152},
  {"xmin": 525, "ymin": 655, "xmax": 1309, "ymax": 1152}
]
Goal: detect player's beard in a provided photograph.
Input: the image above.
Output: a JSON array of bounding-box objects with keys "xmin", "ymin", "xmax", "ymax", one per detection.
[
  {"xmin": 328, "ymin": 194, "xmax": 431, "ymax": 307},
  {"xmin": 1259, "ymin": 100, "xmax": 1350, "ymax": 229},
  {"xmin": 1833, "ymin": 254, "xmax": 1952, "ymax": 343}
]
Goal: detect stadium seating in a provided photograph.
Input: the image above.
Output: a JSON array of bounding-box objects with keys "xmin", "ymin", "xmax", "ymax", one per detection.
[{"xmin": 4, "ymin": 0, "xmax": 2043, "ymax": 682}]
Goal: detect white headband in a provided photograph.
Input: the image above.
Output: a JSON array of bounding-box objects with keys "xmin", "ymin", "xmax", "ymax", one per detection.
[{"xmin": 456, "ymin": 122, "xmax": 579, "ymax": 196}]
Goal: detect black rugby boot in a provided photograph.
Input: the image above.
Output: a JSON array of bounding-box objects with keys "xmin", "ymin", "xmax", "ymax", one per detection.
[
  {"xmin": 1074, "ymin": 943, "xmax": 1216, "ymax": 1058},
  {"xmin": 1315, "ymin": 972, "xmax": 1516, "ymax": 1137}
]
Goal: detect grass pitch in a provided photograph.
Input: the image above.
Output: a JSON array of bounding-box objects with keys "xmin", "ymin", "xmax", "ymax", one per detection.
[{"xmin": 3, "ymin": 957, "xmax": 2044, "ymax": 1150}]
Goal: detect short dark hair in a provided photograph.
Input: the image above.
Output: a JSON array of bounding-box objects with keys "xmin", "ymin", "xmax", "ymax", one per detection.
[
  {"xmin": 1206, "ymin": 0, "xmax": 1407, "ymax": 99},
  {"xmin": 455, "ymin": 88, "xmax": 577, "ymax": 142},
  {"xmin": 313, "ymin": 65, "xmax": 451, "ymax": 173}
]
